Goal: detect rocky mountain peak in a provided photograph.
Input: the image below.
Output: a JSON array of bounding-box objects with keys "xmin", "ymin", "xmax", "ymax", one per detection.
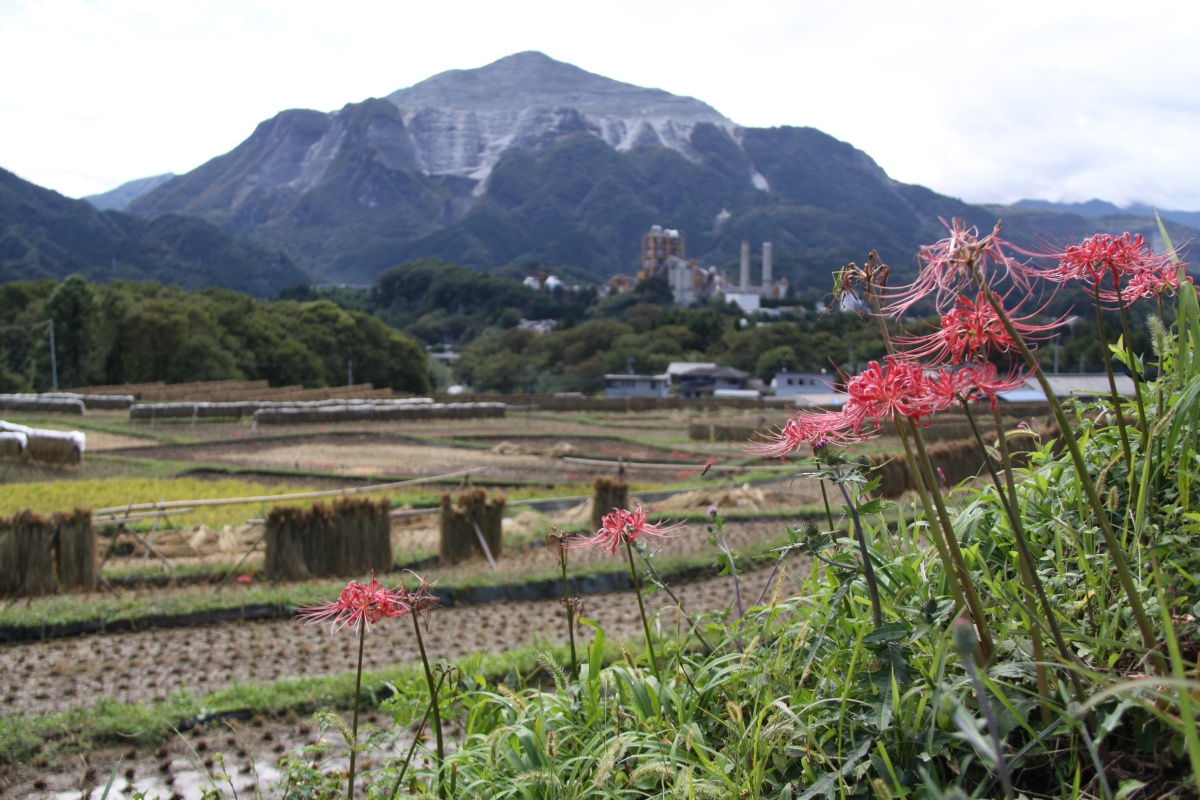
[
  {"xmin": 387, "ymin": 51, "xmax": 729, "ymax": 122},
  {"xmin": 384, "ymin": 51, "xmax": 739, "ymax": 183}
]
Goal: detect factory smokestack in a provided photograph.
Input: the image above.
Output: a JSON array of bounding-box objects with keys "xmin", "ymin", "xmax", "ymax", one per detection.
[
  {"xmin": 762, "ymin": 242, "xmax": 773, "ymax": 297},
  {"xmin": 740, "ymin": 240, "xmax": 750, "ymax": 292}
]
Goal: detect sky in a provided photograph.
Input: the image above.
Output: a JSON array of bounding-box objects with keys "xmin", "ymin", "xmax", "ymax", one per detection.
[{"xmin": 2, "ymin": 0, "xmax": 1198, "ymax": 210}]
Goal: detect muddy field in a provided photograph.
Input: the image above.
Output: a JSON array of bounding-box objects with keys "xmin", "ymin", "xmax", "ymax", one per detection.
[
  {"xmin": 1, "ymin": 558, "xmax": 807, "ymax": 800},
  {"xmin": 1, "ymin": 553, "xmax": 804, "ymax": 718},
  {"xmin": 0, "ymin": 408, "xmax": 836, "ymax": 799}
]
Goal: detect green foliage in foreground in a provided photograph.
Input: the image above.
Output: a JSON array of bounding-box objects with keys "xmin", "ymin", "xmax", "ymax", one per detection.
[{"xmin": 253, "ymin": 297, "xmax": 1200, "ymax": 797}]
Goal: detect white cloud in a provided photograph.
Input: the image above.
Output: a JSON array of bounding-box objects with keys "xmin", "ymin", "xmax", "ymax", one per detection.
[{"xmin": 1, "ymin": 0, "xmax": 1197, "ymax": 209}]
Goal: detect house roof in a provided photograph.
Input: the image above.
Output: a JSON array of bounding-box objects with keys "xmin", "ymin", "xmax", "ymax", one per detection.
[
  {"xmin": 666, "ymin": 362, "xmax": 716, "ymax": 377},
  {"xmin": 603, "ymin": 374, "xmax": 668, "ymax": 382},
  {"xmin": 1035, "ymin": 374, "xmax": 1136, "ymax": 397},
  {"xmin": 674, "ymin": 365, "xmax": 749, "ymax": 380}
]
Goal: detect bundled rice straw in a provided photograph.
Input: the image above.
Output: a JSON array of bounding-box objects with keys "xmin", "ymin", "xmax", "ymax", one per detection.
[
  {"xmin": 439, "ymin": 488, "xmax": 505, "ymax": 565},
  {"xmin": 591, "ymin": 475, "xmax": 628, "ymax": 530},
  {"xmin": 264, "ymin": 498, "xmax": 392, "ymax": 582}
]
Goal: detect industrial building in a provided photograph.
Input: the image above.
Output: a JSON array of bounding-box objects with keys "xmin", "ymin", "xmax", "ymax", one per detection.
[{"xmin": 638, "ymin": 225, "xmax": 788, "ymax": 308}]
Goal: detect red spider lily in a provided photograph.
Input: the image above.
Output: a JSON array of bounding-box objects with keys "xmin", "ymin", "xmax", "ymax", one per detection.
[
  {"xmin": 896, "ymin": 291, "xmax": 1067, "ymax": 365},
  {"xmin": 572, "ymin": 504, "xmax": 684, "ymax": 555},
  {"xmin": 926, "ymin": 363, "xmax": 1029, "ymax": 409},
  {"xmin": 1121, "ymin": 262, "xmax": 1191, "ymax": 303},
  {"xmin": 298, "ymin": 575, "xmax": 409, "ymax": 633},
  {"xmin": 882, "ymin": 219, "xmax": 1031, "ymax": 317},
  {"xmin": 844, "ymin": 357, "xmax": 944, "ymax": 429},
  {"xmin": 1030, "ymin": 232, "xmax": 1190, "ymax": 305},
  {"xmin": 746, "ymin": 410, "xmax": 868, "ymax": 460}
]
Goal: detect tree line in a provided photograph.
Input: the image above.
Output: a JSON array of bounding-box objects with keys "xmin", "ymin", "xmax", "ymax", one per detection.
[{"xmin": 0, "ymin": 276, "xmax": 428, "ymax": 393}]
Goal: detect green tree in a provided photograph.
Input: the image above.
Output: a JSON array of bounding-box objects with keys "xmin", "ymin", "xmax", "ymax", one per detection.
[{"xmin": 44, "ymin": 274, "xmax": 94, "ymax": 387}]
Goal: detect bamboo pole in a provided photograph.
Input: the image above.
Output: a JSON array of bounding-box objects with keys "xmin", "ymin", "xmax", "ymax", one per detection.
[{"xmin": 92, "ymin": 467, "xmax": 489, "ymax": 515}]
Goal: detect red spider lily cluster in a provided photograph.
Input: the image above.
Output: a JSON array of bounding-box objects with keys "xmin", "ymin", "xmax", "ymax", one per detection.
[
  {"xmin": 895, "ymin": 291, "xmax": 1066, "ymax": 365},
  {"xmin": 1032, "ymin": 232, "xmax": 1187, "ymax": 306},
  {"xmin": 572, "ymin": 503, "xmax": 684, "ymax": 554},
  {"xmin": 753, "ymin": 220, "xmax": 1189, "ymax": 460},
  {"xmin": 298, "ymin": 572, "xmax": 439, "ymax": 633}
]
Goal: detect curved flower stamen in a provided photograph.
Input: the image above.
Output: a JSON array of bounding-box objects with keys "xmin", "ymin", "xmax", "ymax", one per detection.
[{"xmin": 297, "ymin": 575, "xmax": 409, "ymax": 634}]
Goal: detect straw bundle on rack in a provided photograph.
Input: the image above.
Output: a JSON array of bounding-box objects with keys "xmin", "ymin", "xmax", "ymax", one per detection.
[
  {"xmin": 54, "ymin": 508, "xmax": 95, "ymax": 591},
  {"xmin": 264, "ymin": 506, "xmax": 313, "ymax": 581},
  {"xmin": 332, "ymin": 497, "xmax": 393, "ymax": 575},
  {"xmin": 869, "ymin": 424, "xmax": 1056, "ymax": 499},
  {"xmin": 264, "ymin": 498, "xmax": 392, "ymax": 582},
  {"xmin": 0, "ymin": 511, "xmax": 57, "ymax": 598},
  {"xmin": 439, "ymin": 488, "xmax": 505, "ymax": 565},
  {"xmin": 592, "ymin": 475, "xmax": 628, "ymax": 529}
]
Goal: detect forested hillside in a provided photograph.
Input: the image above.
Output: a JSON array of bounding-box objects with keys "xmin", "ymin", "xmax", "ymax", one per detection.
[
  {"xmin": 0, "ymin": 277, "xmax": 427, "ymax": 393},
  {"xmin": 0, "ymin": 167, "xmax": 307, "ymax": 297}
]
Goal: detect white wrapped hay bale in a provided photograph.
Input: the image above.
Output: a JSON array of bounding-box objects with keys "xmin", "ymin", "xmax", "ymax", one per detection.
[
  {"xmin": 0, "ymin": 431, "xmax": 27, "ymax": 459},
  {"xmin": 0, "ymin": 421, "xmax": 85, "ymax": 465},
  {"xmin": 0, "ymin": 395, "xmax": 85, "ymax": 414}
]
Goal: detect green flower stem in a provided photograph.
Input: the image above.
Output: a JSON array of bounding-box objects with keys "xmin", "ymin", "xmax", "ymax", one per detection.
[
  {"xmin": 979, "ymin": 279, "xmax": 1162, "ymax": 664},
  {"xmin": 984, "ymin": 404, "xmax": 1109, "ymax": 756},
  {"xmin": 831, "ymin": 465, "xmax": 883, "ymax": 630},
  {"xmin": 1112, "ymin": 268, "xmax": 1150, "ymax": 452},
  {"xmin": 388, "ymin": 683, "xmax": 437, "ymax": 800},
  {"xmin": 960, "ymin": 402, "xmax": 1052, "ymax": 722},
  {"xmin": 348, "ymin": 616, "xmax": 366, "ymax": 800},
  {"xmin": 410, "ymin": 613, "xmax": 446, "ymax": 799},
  {"xmin": 1092, "ymin": 282, "xmax": 1135, "ymax": 471},
  {"xmin": 908, "ymin": 423, "xmax": 995, "ymax": 663},
  {"xmin": 819, "ymin": 478, "xmax": 836, "ymax": 533},
  {"xmin": 625, "ymin": 536, "xmax": 661, "ymax": 683},
  {"xmin": 893, "ymin": 417, "xmax": 970, "ymax": 615},
  {"xmin": 557, "ymin": 554, "xmax": 578, "ymax": 678},
  {"xmin": 638, "ymin": 551, "xmax": 716, "ymax": 655}
]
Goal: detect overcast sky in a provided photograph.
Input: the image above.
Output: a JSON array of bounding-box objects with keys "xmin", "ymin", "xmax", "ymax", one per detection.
[{"xmin": 2, "ymin": 0, "xmax": 1198, "ymax": 210}]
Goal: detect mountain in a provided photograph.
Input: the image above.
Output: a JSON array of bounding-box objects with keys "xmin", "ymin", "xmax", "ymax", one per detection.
[
  {"xmin": 0, "ymin": 167, "xmax": 307, "ymax": 296},
  {"xmin": 84, "ymin": 173, "xmax": 175, "ymax": 211},
  {"xmin": 1015, "ymin": 199, "xmax": 1200, "ymax": 230},
  {"xmin": 124, "ymin": 52, "xmax": 1197, "ymax": 288}
]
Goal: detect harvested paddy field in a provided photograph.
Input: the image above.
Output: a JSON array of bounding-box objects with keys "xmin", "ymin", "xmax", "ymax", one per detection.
[
  {"xmin": 0, "ymin": 557, "xmax": 802, "ymax": 718},
  {"xmin": 0, "ymin": 406, "xmax": 873, "ymax": 800}
]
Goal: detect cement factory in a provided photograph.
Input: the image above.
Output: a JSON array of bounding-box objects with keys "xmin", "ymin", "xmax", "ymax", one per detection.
[{"xmin": 637, "ymin": 225, "xmax": 788, "ymax": 309}]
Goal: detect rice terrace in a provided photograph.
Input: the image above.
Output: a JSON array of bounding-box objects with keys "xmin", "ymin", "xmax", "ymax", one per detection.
[
  {"xmin": 0, "ymin": 383, "xmax": 843, "ymax": 797},
  {"xmin": 2, "ymin": 16, "xmax": 1200, "ymax": 799}
]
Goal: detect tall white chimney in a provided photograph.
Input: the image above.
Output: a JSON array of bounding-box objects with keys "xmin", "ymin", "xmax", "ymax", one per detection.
[
  {"xmin": 762, "ymin": 242, "xmax": 773, "ymax": 297},
  {"xmin": 740, "ymin": 240, "xmax": 750, "ymax": 292}
]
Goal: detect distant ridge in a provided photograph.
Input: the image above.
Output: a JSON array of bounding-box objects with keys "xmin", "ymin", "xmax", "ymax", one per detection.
[
  {"xmin": 0, "ymin": 166, "xmax": 307, "ymax": 296},
  {"xmin": 85, "ymin": 173, "xmax": 175, "ymax": 212},
  {"xmin": 1015, "ymin": 198, "xmax": 1200, "ymax": 229}
]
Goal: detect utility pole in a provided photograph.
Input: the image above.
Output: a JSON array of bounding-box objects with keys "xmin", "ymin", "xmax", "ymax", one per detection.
[
  {"xmin": 347, "ymin": 359, "xmax": 353, "ymax": 387},
  {"xmin": 47, "ymin": 318, "xmax": 58, "ymax": 392}
]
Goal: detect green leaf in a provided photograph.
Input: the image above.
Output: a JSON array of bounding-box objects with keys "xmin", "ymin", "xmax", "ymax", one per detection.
[{"xmin": 863, "ymin": 623, "xmax": 909, "ymax": 645}]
